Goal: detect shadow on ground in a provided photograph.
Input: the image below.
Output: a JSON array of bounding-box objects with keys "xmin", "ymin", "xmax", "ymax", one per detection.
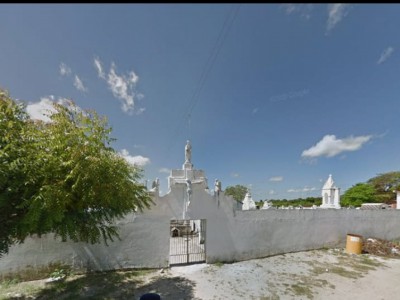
[{"xmin": 5, "ymin": 271, "xmax": 196, "ymax": 300}]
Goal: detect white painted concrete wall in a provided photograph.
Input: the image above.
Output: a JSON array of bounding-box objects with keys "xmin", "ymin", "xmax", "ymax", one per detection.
[
  {"xmin": 2, "ymin": 184, "xmax": 400, "ymax": 276},
  {"xmin": 223, "ymin": 209, "xmax": 400, "ymax": 263}
]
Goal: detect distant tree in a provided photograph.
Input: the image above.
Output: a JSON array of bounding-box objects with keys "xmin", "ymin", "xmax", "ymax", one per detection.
[
  {"xmin": 0, "ymin": 90, "xmax": 152, "ymax": 257},
  {"xmin": 270, "ymin": 197, "xmax": 321, "ymax": 207},
  {"xmin": 340, "ymin": 183, "xmax": 376, "ymax": 207},
  {"xmin": 255, "ymin": 200, "xmax": 264, "ymax": 209},
  {"xmin": 367, "ymin": 172, "xmax": 400, "ymax": 204},
  {"xmin": 225, "ymin": 184, "xmax": 248, "ymax": 202}
]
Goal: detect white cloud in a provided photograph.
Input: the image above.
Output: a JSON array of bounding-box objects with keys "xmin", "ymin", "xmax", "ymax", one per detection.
[
  {"xmin": 377, "ymin": 47, "xmax": 394, "ymax": 65},
  {"xmin": 269, "ymin": 189, "xmax": 277, "ymax": 195},
  {"xmin": 159, "ymin": 168, "xmax": 170, "ymax": 174},
  {"xmin": 73, "ymin": 75, "xmax": 88, "ymax": 92},
  {"xmin": 326, "ymin": 4, "xmax": 350, "ymax": 33},
  {"xmin": 129, "ymin": 71, "xmax": 139, "ymax": 84},
  {"xmin": 283, "ymin": 4, "xmax": 313, "ymax": 19},
  {"xmin": 107, "ymin": 64, "xmax": 136, "ymax": 113},
  {"xmin": 283, "ymin": 4, "xmax": 297, "ymax": 14},
  {"xmin": 26, "ymin": 96, "xmax": 77, "ymax": 122},
  {"xmin": 231, "ymin": 173, "xmax": 240, "ymax": 178},
  {"xmin": 59, "ymin": 62, "xmax": 87, "ymax": 93},
  {"xmin": 94, "ymin": 57, "xmax": 105, "ymax": 79},
  {"xmin": 301, "ymin": 134, "xmax": 372, "ymax": 158},
  {"xmin": 136, "ymin": 107, "xmax": 146, "ymax": 115},
  {"xmin": 288, "ymin": 187, "xmax": 317, "ymax": 193},
  {"xmin": 95, "ymin": 57, "xmax": 144, "ymax": 115},
  {"xmin": 26, "ymin": 97, "xmax": 57, "ymax": 122},
  {"xmin": 269, "ymin": 176, "xmax": 283, "ymax": 182},
  {"xmin": 119, "ymin": 149, "xmax": 150, "ymax": 167},
  {"xmin": 252, "ymin": 108, "xmax": 259, "ymax": 115},
  {"xmin": 59, "ymin": 62, "xmax": 71, "ymax": 76}
]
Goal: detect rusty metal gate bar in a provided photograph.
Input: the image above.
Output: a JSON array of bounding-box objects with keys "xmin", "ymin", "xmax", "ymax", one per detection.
[{"xmin": 169, "ymin": 219, "xmax": 206, "ymax": 266}]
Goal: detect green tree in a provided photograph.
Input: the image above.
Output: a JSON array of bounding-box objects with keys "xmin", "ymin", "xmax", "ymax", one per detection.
[
  {"xmin": 225, "ymin": 184, "xmax": 248, "ymax": 202},
  {"xmin": 340, "ymin": 183, "xmax": 376, "ymax": 207},
  {"xmin": 367, "ymin": 171, "xmax": 400, "ymax": 204},
  {"xmin": 269, "ymin": 197, "xmax": 321, "ymax": 208},
  {"xmin": 0, "ymin": 90, "xmax": 151, "ymax": 256}
]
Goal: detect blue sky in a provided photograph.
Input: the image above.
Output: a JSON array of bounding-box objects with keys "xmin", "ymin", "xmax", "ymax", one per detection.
[{"xmin": 1, "ymin": 4, "xmax": 400, "ymax": 200}]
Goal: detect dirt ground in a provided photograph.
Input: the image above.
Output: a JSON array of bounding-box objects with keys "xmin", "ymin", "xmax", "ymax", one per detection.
[
  {"xmin": 164, "ymin": 249, "xmax": 399, "ymax": 300},
  {"xmin": 2, "ymin": 247, "xmax": 400, "ymax": 299}
]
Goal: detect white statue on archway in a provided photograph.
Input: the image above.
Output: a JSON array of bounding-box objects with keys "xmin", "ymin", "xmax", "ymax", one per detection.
[
  {"xmin": 185, "ymin": 140, "xmax": 192, "ymax": 163},
  {"xmin": 214, "ymin": 179, "xmax": 222, "ymax": 196}
]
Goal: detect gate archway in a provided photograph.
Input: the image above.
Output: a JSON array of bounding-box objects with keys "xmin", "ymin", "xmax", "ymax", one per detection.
[{"xmin": 169, "ymin": 219, "xmax": 206, "ymax": 266}]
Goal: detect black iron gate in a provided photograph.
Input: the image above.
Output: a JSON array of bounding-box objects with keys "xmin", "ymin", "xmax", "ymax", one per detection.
[{"xmin": 169, "ymin": 219, "xmax": 206, "ymax": 266}]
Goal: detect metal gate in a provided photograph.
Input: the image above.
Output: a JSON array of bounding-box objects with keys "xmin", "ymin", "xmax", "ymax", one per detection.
[{"xmin": 169, "ymin": 219, "xmax": 206, "ymax": 266}]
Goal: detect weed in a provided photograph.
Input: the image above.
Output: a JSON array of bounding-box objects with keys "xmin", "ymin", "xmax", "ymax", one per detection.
[{"xmin": 50, "ymin": 268, "xmax": 69, "ymax": 280}]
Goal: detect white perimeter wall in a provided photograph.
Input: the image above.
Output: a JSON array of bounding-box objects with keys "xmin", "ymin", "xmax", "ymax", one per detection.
[{"xmin": 2, "ymin": 185, "xmax": 400, "ymax": 276}]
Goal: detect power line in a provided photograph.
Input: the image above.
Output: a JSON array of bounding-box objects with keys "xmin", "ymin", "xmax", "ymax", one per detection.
[{"xmin": 165, "ymin": 5, "xmax": 241, "ymax": 157}]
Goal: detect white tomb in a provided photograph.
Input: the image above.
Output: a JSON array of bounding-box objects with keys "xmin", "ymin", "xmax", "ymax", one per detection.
[
  {"xmin": 320, "ymin": 174, "xmax": 341, "ymax": 209},
  {"xmin": 396, "ymin": 191, "xmax": 400, "ymax": 210},
  {"xmin": 261, "ymin": 201, "xmax": 272, "ymax": 210},
  {"xmin": 242, "ymin": 190, "xmax": 257, "ymax": 210}
]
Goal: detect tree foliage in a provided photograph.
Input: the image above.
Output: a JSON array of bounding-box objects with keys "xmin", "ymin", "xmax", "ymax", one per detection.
[
  {"xmin": 0, "ymin": 90, "xmax": 151, "ymax": 256},
  {"xmin": 340, "ymin": 172, "xmax": 400, "ymax": 207},
  {"xmin": 224, "ymin": 184, "xmax": 248, "ymax": 202},
  {"xmin": 367, "ymin": 171, "xmax": 400, "ymax": 203},
  {"xmin": 269, "ymin": 197, "xmax": 322, "ymax": 208},
  {"xmin": 340, "ymin": 183, "xmax": 377, "ymax": 207}
]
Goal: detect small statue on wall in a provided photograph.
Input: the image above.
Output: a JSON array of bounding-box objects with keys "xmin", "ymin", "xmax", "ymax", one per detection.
[
  {"xmin": 185, "ymin": 140, "xmax": 192, "ymax": 163},
  {"xmin": 214, "ymin": 179, "xmax": 222, "ymax": 197},
  {"xmin": 151, "ymin": 178, "xmax": 160, "ymax": 191}
]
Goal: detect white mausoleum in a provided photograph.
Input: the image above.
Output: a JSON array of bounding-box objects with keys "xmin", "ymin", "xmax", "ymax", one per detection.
[
  {"xmin": 242, "ymin": 190, "xmax": 257, "ymax": 210},
  {"xmin": 320, "ymin": 174, "xmax": 341, "ymax": 209}
]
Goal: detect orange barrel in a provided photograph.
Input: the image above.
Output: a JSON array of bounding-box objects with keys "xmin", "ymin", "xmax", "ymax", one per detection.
[{"xmin": 346, "ymin": 234, "xmax": 363, "ymax": 254}]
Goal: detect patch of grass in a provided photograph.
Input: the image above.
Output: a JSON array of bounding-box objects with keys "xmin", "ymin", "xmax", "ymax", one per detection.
[
  {"xmin": 335, "ymin": 254, "xmax": 382, "ymax": 274},
  {"xmin": 311, "ymin": 266, "xmax": 329, "ymax": 276},
  {"xmin": 213, "ymin": 262, "xmax": 225, "ymax": 267},
  {"xmin": 328, "ymin": 266, "xmax": 360, "ymax": 279},
  {"xmin": 0, "ymin": 262, "xmax": 75, "ymax": 283},
  {"xmin": 0, "ymin": 280, "xmax": 44, "ymax": 300},
  {"xmin": 350, "ymin": 263, "xmax": 375, "ymax": 273},
  {"xmin": 0, "ymin": 278, "xmax": 20, "ymax": 288},
  {"xmin": 359, "ymin": 255, "xmax": 383, "ymax": 267},
  {"xmin": 290, "ymin": 283, "xmax": 313, "ymax": 299},
  {"xmin": 117, "ymin": 269, "xmax": 154, "ymax": 279},
  {"xmin": 260, "ymin": 295, "xmax": 280, "ymax": 300},
  {"xmin": 308, "ymin": 253, "xmax": 382, "ymax": 281},
  {"xmin": 0, "ymin": 268, "xmax": 160, "ymax": 300}
]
